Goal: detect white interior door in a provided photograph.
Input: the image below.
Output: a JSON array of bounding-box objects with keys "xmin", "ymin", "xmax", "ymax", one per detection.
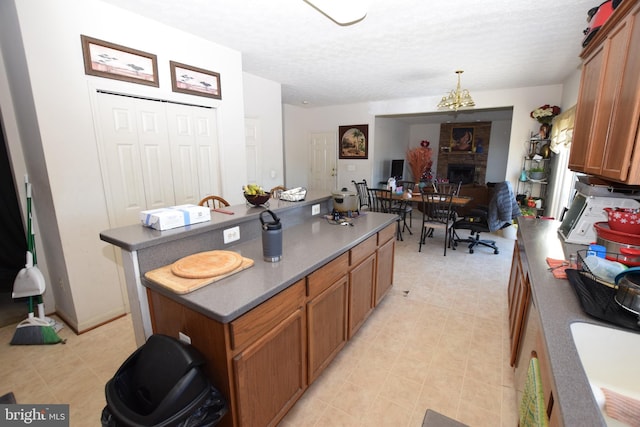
[
  {"xmin": 309, "ymin": 132, "xmax": 337, "ymax": 191},
  {"xmin": 245, "ymin": 118, "xmax": 261, "ymax": 185}
]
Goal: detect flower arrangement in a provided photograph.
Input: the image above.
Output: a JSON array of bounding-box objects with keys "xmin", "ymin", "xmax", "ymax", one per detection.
[
  {"xmin": 406, "ymin": 146, "xmax": 433, "ymax": 183},
  {"xmin": 530, "ymin": 104, "xmax": 561, "ymax": 124}
]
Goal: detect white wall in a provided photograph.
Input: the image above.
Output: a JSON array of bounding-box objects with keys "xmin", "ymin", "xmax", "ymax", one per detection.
[
  {"xmin": 486, "ymin": 120, "xmax": 512, "ymax": 183},
  {"xmin": 284, "ymin": 85, "xmax": 564, "ymax": 193},
  {"xmin": 373, "ymin": 118, "xmax": 409, "ymax": 185},
  {"xmin": 243, "ymin": 72, "xmax": 284, "ymax": 191},
  {"xmin": 1, "ymin": 0, "xmax": 246, "ymax": 331},
  {"xmin": 283, "ymin": 104, "xmax": 310, "ymax": 188},
  {"xmin": 284, "ymin": 103, "xmax": 373, "ymax": 191}
]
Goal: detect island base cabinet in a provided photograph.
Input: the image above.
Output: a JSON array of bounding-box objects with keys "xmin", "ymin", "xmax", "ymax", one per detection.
[
  {"xmin": 233, "ymin": 308, "xmax": 307, "ymax": 427},
  {"xmin": 515, "ymin": 301, "xmax": 563, "ymax": 427},
  {"xmin": 375, "ymin": 234, "xmax": 395, "ymax": 305},
  {"xmin": 306, "ymin": 275, "xmax": 348, "ymax": 384},
  {"xmin": 348, "ymin": 253, "xmax": 376, "ymax": 338}
]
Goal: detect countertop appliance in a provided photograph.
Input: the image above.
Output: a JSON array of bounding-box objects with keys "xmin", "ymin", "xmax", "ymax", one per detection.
[{"xmin": 558, "ymin": 177, "xmax": 640, "ymax": 245}]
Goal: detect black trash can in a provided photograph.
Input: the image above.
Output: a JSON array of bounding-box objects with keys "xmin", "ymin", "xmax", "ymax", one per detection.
[{"xmin": 101, "ymin": 334, "xmax": 227, "ymax": 427}]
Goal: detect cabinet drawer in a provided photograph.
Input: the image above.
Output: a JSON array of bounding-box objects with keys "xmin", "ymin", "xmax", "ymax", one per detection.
[
  {"xmin": 307, "ymin": 252, "xmax": 349, "ymax": 299},
  {"xmin": 230, "ymin": 279, "xmax": 305, "ymax": 351},
  {"xmin": 350, "ymin": 235, "xmax": 377, "ymax": 266},
  {"xmin": 378, "ymin": 224, "xmax": 395, "ymax": 245}
]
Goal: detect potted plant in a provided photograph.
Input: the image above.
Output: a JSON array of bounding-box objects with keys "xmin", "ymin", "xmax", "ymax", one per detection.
[
  {"xmin": 527, "ymin": 167, "xmax": 546, "ymax": 180},
  {"xmin": 406, "ymin": 142, "xmax": 433, "ymax": 186}
]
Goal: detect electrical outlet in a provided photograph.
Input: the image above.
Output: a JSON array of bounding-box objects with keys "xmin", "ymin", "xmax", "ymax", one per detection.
[
  {"xmin": 178, "ymin": 332, "xmax": 191, "ymax": 344},
  {"xmin": 312, "ymin": 204, "xmax": 320, "ymax": 215},
  {"xmin": 223, "ymin": 226, "xmax": 240, "ymax": 244}
]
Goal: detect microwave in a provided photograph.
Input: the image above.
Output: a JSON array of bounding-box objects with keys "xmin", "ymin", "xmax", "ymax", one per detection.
[{"xmin": 558, "ymin": 193, "xmax": 640, "ymax": 244}]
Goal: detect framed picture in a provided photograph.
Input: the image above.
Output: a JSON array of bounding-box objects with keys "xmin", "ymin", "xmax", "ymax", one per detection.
[
  {"xmin": 450, "ymin": 126, "xmax": 475, "ymax": 152},
  {"xmin": 80, "ymin": 35, "xmax": 159, "ymax": 87},
  {"xmin": 339, "ymin": 124, "xmax": 368, "ymax": 159},
  {"xmin": 170, "ymin": 61, "xmax": 222, "ymax": 99}
]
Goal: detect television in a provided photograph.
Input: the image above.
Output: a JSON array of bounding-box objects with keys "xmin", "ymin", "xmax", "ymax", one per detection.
[{"xmin": 390, "ymin": 159, "xmax": 404, "ymax": 180}]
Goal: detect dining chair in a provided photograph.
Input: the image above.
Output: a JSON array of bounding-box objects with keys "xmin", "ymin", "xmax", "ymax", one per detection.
[
  {"xmin": 395, "ymin": 180, "xmax": 415, "ymax": 228},
  {"xmin": 418, "ymin": 191, "xmax": 454, "ymax": 255},
  {"xmin": 198, "ymin": 195, "xmax": 230, "ymax": 209},
  {"xmin": 435, "ymin": 181, "xmax": 462, "ymax": 195},
  {"xmin": 367, "ymin": 187, "xmax": 403, "ymax": 240},
  {"xmin": 352, "ymin": 179, "xmax": 369, "ymax": 212},
  {"xmin": 269, "ymin": 185, "xmax": 286, "ymax": 199}
]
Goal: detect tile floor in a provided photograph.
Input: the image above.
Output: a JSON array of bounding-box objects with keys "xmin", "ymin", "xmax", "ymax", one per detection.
[{"xmin": 0, "ymin": 227, "xmax": 518, "ymax": 427}]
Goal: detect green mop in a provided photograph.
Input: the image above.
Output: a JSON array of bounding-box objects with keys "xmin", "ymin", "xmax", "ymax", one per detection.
[{"xmin": 10, "ymin": 177, "xmax": 63, "ymax": 345}]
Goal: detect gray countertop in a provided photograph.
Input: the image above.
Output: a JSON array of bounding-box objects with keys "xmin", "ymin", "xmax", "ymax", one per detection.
[
  {"xmin": 100, "ymin": 190, "xmax": 334, "ymax": 251},
  {"xmin": 517, "ymin": 217, "xmax": 638, "ymax": 426},
  {"xmin": 142, "ymin": 211, "xmax": 397, "ymax": 323}
]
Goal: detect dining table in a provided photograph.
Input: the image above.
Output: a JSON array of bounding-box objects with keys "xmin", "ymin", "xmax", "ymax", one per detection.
[{"xmin": 391, "ymin": 190, "xmax": 473, "ymax": 208}]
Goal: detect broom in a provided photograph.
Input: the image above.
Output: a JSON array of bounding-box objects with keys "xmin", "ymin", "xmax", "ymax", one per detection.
[
  {"xmin": 10, "ymin": 178, "xmax": 64, "ymax": 345},
  {"xmin": 10, "ymin": 296, "xmax": 63, "ymax": 345}
]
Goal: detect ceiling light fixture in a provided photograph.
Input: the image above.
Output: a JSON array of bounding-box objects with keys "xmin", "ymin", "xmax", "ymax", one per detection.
[
  {"xmin": 437, "ymin": 70, "xmax": 475, "ymax": 112},
  {"xmin": 303, "ymin": 0, "xmax": 368, "ymax": 25}
]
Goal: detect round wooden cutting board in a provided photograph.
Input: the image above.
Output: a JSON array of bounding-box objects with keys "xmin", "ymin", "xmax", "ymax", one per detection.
[{"xmin": 171, "ymin": 250, "xmax": 243, "ymax": 279}]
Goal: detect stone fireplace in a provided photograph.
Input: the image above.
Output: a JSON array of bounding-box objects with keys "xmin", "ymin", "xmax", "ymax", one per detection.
[
  {"xmin": 436, "ymin": 121, "xmax": 491, "ymax": 184},
  {"xmin": 447, "ymin": 164, "xmax": 475, "ymax": 185}
]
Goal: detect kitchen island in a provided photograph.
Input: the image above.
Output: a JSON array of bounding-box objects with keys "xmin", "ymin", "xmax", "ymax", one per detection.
[
  {"xmin": 101, "ymin": 191, "xmax": 336, "ymax": 344},
  {"xmin": 514, "ymin": 217, "xmax": 637, "ymax": 426},
  {"xmin": 100, "ymin": 192, "xmax": 399, "ymax": 427}
]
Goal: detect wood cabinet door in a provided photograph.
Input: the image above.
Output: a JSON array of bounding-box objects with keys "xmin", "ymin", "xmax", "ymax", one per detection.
[
  {"xmin": 510, "ymin": 268, "xmax": 531, "ymax": 367},
  {"xmin": 307, "ymin": 275, "xmax": 348, "ymax": 384},
  {"xmin": 507, "ymin": 241, "xmax": 521, "ymax": 322},
  {"xmin": 584, "ymin": 15, "xmax": 632, "ymax": 176},
  {"xmin": 233, "ymin": 308, "xmax": 307, "ymax": 427},
  {"xmin": 601, "ymin": 3, "xmax": 640, "ymax": 183},
  {"xmin": 348, "ymin": 253, "xmax": 376, "ymax": 338},
  {"xmin": 375, "ymin": 237, "xmax": 394, "ymax": 305},
  {"xmin": 569, "ymin": 44, "xmax": 605, "ymax": 172}
]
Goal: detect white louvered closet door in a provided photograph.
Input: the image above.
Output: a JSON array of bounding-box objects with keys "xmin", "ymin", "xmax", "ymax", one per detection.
[
  {"xmin": 96, "ymin": 93, "xmax": 173, "ymax": 227},
  {"xmin": 165, "ymin": 102, "xmax": 221, "ymax": 205},
  {"xmin": 95, "ymin": 92, "xmax": 219, "ymax": 227}
]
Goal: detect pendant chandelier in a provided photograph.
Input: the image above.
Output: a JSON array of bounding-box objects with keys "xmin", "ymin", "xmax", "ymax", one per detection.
[{"xmin": 437, "ymin": 70, "xmax": 475, "ymax": 112}]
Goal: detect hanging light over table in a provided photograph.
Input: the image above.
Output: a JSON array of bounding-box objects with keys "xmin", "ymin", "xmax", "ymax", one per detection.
[{"xmin": 437, "ymin": 70, "xmax": 475, "ymax": 112}]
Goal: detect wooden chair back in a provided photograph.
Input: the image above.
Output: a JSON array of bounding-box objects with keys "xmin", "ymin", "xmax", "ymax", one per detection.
[
  {"xmin": 270, "ymin": 185, "xmax": 286, "ymax": 199},
  {"xmin": 198, "ymin": 195, "xmax": 230, "ymax": 209}
]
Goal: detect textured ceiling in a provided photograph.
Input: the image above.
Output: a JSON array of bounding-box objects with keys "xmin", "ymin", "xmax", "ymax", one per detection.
[{"xmin": 100, "ymin": 0, "xmax": 595, "ymax": 108}]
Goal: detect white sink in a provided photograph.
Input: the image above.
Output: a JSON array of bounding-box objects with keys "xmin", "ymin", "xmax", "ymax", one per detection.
[{"xmin": 570, "ymin": 322, "xmax": 640, "ymax": 426}]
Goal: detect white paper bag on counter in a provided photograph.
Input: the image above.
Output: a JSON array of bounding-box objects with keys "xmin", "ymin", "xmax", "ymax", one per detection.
[{"xmin": 140, "ymin": 204, "xmax": 210, "ymax": 230}]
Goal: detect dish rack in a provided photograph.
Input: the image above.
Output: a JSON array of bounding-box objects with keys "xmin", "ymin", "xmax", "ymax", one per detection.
[
  {"xmin": 568, "ymin": 250, "xmax": 640, "ymax": 332},
  {"xmin": 279, "ymin": 187, "xmax": 307, "ymax": 202},
  {"xmin": 575, "ymin": 249, "xmax": 620, "ymax": 288}
]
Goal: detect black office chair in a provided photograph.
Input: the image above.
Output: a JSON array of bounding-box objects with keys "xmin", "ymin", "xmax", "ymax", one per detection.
[
  {"xmin": 352, "ymin": 179, "xmax": 369, "ymax": 212},
  {"xmin": 452, "ymin": 181, "xmax": 520, "ymax": 254}
]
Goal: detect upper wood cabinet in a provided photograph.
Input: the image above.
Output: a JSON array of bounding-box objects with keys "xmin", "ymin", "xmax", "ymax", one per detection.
[{"xmin": 569, "ymin": 0, "xmax": 640, "ymax": 184}]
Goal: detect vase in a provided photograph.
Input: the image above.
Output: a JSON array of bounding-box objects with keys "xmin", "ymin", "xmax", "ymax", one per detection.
[
  {"xmin": 540, "ymin": 142, "xmax": 551, "ymax": 159},
  {"xmin": 539, "ymin": 123, "xmax": 552, "ymax": 140}
]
